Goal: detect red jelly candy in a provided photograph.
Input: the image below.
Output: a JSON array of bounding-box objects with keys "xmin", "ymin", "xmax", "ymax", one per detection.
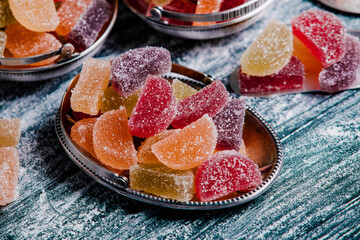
[
  {"xmin": 129, "ymin": 75, "xmax": 177, "ymax": 138},
  {"xmin": 239, "ymin": 56, "xmax": 305, "ymax": 94},
  {"xmin": 171, "ymin": 80, "xmax": 229, "ymax": 129},
  {"xmin": 195, "ymin": 150, "xmax": 262, "ymax": 202},
  {"xmin": 220, "ymin": 0, "xmax": 247, "ymax": 11},
  {"xmin": 291, "ymin": 9, "xmax": 346, "ymax": 68},
  {"xmin": 162, "ymin": 0, "xmax": 196, "ymax": 25}
]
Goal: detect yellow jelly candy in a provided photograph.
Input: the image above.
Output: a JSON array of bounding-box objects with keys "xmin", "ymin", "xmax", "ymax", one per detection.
[
  {"xmin": 240, "ymin": 20, "xmax": 293, "ymax": 76},
  {"xmin": 130, "ymin": 163, "xmax": 195, "ymax": 202},
  {"xmin": 0, "ymin": 118, "xmax": 21, "ymax": 147},
  {"xmin": 0, "ymin": 147, "xmax": 19, "ymax": 206},
  {"xmin": 71, "ymin": 58, "xmax": 111, "ymax": 115},
  {"xmin": 172, "ymin": 79, "xmax": 198, "ymax": 101},
  {"xmin": 70, "ymin": 118, "xmax": 97, "ymax": 158},
  {"xmin": 0, "ymin": 0, "xmax": 16, "ymax": 28}
]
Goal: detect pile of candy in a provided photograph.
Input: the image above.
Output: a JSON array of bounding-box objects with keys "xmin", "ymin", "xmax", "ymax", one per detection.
[
  {"xmin": 69, "ymin": 46, "xmax": 263, "ymax": 202},
  {"xmin": 0, "ymin": 0, "xmax": 112, "ymax": 67},
  {"xmin": 239, "ymin": 9, "xmax": 360, "ymax": 94}
]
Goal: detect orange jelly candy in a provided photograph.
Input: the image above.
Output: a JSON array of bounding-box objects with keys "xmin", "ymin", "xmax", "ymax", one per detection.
[
  {"xmin": 0, "ymin": 118, "xmax": 21, "ymax": 147},
  {"xmin": 70, "ymin": 118, "xmax": 97, "ymax": 158},
  {"xmin": 193, "ymin": 0, "xmax": 222, "ymax": 26},
  {"xmin": 70, "ymin": 58, "xmax": 111, "ymax": 115},
  {"xmin": 0, "ymin": 147, "xmax": 19, "ymax": 206},
  {"xmin": 93, "ymin": 108, "xmax": 137, "ymax": 170},
  {"xmin": 152, "ymin": 114, "xmax": 217, "ymax": 170},
  {"xmin": 293, "ymin": 35, "xmax": 323, "ymax": 73}
]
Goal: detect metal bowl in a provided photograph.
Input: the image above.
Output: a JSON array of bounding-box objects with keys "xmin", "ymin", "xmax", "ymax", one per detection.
[
  {"xmin": 55, "ymin": 63, "xmax": 283, "ymax": 209},
  {"xmin": 0, "ymin": 0, "xmax": 118, "ymax": 82},
  {"xmin": 123, "ymin": 0, "xmax": 275, "ymax": 39},
  {"xmin": 317, "ymin": 0, "xmax": 360, "ymax": 14}
]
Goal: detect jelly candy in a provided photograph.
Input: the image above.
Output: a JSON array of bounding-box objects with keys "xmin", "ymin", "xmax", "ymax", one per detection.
[
  {"xmin": 291, "ymin": 9, "xmax": 346, "ymax": 68},
  {"xmin": 72, "ymin": 111, "xmax": 101, "ymax": 122},
  {"xmin": 9, "ymin": 0, "xmax": 59, "ymax": 32},
  {"xmin": 130, "ymin": 163, "xmax": 195, "ymax": 202},
  {"xmin": 100, "ymin": 86, "xmax": 140, "ymax": 117},
  {"xmin": 0, "ymin": 31, "xmax": 6, "ymax": 57},
  {"xmin": 137, "ymin": 130, "xmax": 176, "ymax": 164},
  {"xmin": 171, "ymin": 79, "xmax": 229, "ymax": 129},
  {"xmin": 129, "ymin": 75, "xmax": 177, "ymax": 138},
  {"xmin": 241, "ymin": 20, "xmax": 293, "ymax": 76},
  {"xmin": 0, "ymin": 118, "xmax": 21, "ymax": 147},
  {"xmin": 172, "ymin": 79, "xmax": 198, "ymax": 101},
  {"xmin": 193, "ymin": 0, "xmax": 222, "ymax": 26},
  {"xmin": 220, "ymin": 0, "xmax": 247, "ymax": 11},
  {"xmin": 213, "ymin": 98, "xmax": 246, "ymax": 151},
  {"xmin": 111, "ymin": 47, "xmax": 172, "ymax": 97},
  {"xmin": 55, "ymin": 0, "xmax": 93, "ymax": 36},
  {"xmin": 70, "ymin": 118, "xmax": 97, "ymax": 158},
  {"xmin": 66, "ymin": 0, "xmax": 112, "ymax": 52},
  {"xmin": 93, "ymin": 108, "xmax": 137, "ymax": 170},
  {"xmin": 152, "ymin": 114, "xmax": 218, "ymax": 170},
  {"xmin": 5, "ymin": 23, "xmax": 62, "ymax": 66},
  {"xmin": 70, "ymin": 57, "xmax": 111, "ymax": 115},
  {"xmin": 293, "ymin": 35, "xmax": 323, "ymax": 73},
  {"xmin": 319, "ymin": 34, "xmax": 360, "ymax": 93},
  {"xmin": 152, "ymin": 0, "xmax": 172, "ymax": 7},
  {"xmin": 239, "ymin": 139, "xmax": 246, "ymax": 156},
  {"xmin": 239, "ymin": 56, "xmax": 305, "ymax": 93},
  {"xmin": 0, "ymin": 0, "xmax": 16, "ymax": 28},
  {"xmin": 195, "ymin": 150, "xmax": 262, "ymax": 202},
  {"xmin": 0, "ymin": 147, "xmax": 19, "ymax": 206}
]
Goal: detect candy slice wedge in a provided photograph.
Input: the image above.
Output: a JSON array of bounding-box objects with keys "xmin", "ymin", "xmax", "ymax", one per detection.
[{"xmin": 0, "ymin": 147, "xmax": 19, "ymax": 206}]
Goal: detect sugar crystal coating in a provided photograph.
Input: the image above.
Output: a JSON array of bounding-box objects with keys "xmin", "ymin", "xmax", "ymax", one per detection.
[
  {"xmin": 0, "ymin": 31, "xmax": 6, "ymax": 57},
  {"xmin": 70, "ymin": 118, "xmax": 97, "ymax": 158},
  {"xmin": 319, "ymin": 34, "xmax": 360, "ymax": 93},
  {"xmin": 172, "ymin": 79, "xmax": 198, "ymax": 101},
  {"xmin": 291, "ymin": 9, "xmax": 346, "ymax": 68},
  {"xmin": 0, "ymin": 118, "xmax": 21, "ymax": 147},
  {"xmin": 193, "ymin": 0, "xmax": 222, "ymax": 26},
  {"xmin": 171, "ymin": 79, "xmax": 229, "ymax": 129},
  {"xmin": 93, "ymin": 108, "xmax": 137, "ymax": 170},
  {"xmin": 240, "ymin": 20, "xmax": 293, "ymax": 76},
  {"xmin": 70, "ymin": 57, "xmax": 111, "ymax": 115},
  {"xmin": 66, "ymin": 0, "xmax": 112, "ymax": 52},
  {"xmin": 239, "ymin": 56, "xmax": 305, "ymax": 93},
  {"xmin": 0, "ymin": 147, "xmax": 19, "ymax": 206},
  {"xmin": 0, "ymin": 0, "xmax": 16, "ymax": 28},
  {"xmin": 130, "ymin": 164, "xmax": 195, "ymax": 202},
  {"xmin": 195, "ymin": 150, "xmax": 262, "ymax": 202},
  {"xmin": 213, "ymin": 98, "xmax": 246, "ymax": 151},
  {"xmin": 129, "ymin": 75, "xmax": 177, "ymax": 138},
  {"xmin": 111, "ymin": 47, "xmax": 172, "ymax": 97},
  {"xmin": 152, "ymin": 114, "xmax": 218, "ymax": 170},
  {"xmin": 293, "ymin": 35, "xmax": 323, "ymax": 73},
  {"xmin": 9, "ymin": 0, "xmax": 59, "ymax": 32}
]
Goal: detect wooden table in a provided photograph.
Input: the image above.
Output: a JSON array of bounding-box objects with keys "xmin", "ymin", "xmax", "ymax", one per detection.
[{"xmin": 1, "ymin": 0, "xmax": 359, "ymax": 238}]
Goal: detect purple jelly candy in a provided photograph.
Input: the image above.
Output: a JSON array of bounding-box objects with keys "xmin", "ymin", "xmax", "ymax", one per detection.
[
  {"xmin": 66, "ymin": 0, "xmax": 112, "ymax": 52},
  {"xmin": 239, "ymin": 56, "xmax": 305, "ymax": 94},
  {"xmin": 213, "ymin": 98, "xmax": 246, "ymax": 151},
  {"xmin": 111, "ymin": 47, "xmax": 172, "ymax": 97},
  {"xmin": 319, "ymin": 34, "xmax": 360, "ymax": 93}
]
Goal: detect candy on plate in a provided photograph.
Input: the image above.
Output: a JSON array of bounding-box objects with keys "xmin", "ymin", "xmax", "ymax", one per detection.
[{"xmin": 0, "ymin": 147, "xmax": 19, "ymax": 206}]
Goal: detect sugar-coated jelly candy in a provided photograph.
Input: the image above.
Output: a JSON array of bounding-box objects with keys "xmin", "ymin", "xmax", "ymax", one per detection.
[
  {"xmin": 137, "ymin": 130, "xmax": 176, "ymax": 164},
  {"xmin": 319, "ymin": 34, "xmax": 360, "ymax": 93},
  {"xmin": 213, "ymin": 98, "xmax": 246, "ymax": 151},
  {"xmin": 293, "ymin": 35, "xmax": 323, "ymax": 73},
  {"xmin": 195, "ymin": 150, "xmax": 262, "ymax": 202},
  {"xmin": 239, "ymin": 56, "xmax": 305, "ymax": 93},
  {"xmin": 193, "ymin": 0, "xmax": 222, "ymax": 26},
  {"xmin": 111, "ymin": 47, "xmax": 172, "ymax": 97},
  {"xmin": 152, "ymin": 0, "xmax": 172, "ymax": 7},
  {"xmin": 291, "ymin": 9, "xmax": 346, "ymax": 68},
  {"xmin": 0, "ymin": 0, "xmax": 16, "ymax": 28},
  {"xmin": 241, "ymin": 20, "xmax": 293, "ymax": 77},
  {"xmin": 171, "ymin": 80, "xmax": 229, "ymax": 129},
  {"xmin": 100, "ymin": 86, "xmax": 140, "ymax": 117},
  {"xmin": 172, "ymin": 79, "xmax": 198, "ymax": 101},
  {"xmin": 70, "ymin": 118, "xmax": 97, "ymax": 158},
  {"xmin": 0, "ymin": 31, "xmax": 6, "ymax": 57},
  {"xmin": 0, "ymin": 147, "xmax": 19, "ymax": 206},
  {"xmin": 152, "ymin": 114, "xmax": 217, "ymax": 170},
  {"xmin": 55, "ymin": 0, "xmax": 93, "ymax": 36},
  {"xmin": 93, "ymin": 108, "xmax": 137, "ymax": 170},
  {"xmin": 220, "ymin": 0, "xmax": 247, "ymax": 11},
  {"xmin": 66, "ymin": 0, "xmax": 112, "ymax": 52},
  {"xmin": 0, "ymin": 118, "xmax": 21, "ymax": 147},
  {"xmin": 129, "ymin": 75, "xmax": 177, "ymax": 138},
  {"xmin": 130, "ymin": 164, "xmax": 195, "ymax": 202},
  {"xmin": 9, "ymin": 0, "xmax": 59, "ymax": 32},
  {"xmin": 70, "ymin": 58, "xmax": 111, "ymax": 115}
]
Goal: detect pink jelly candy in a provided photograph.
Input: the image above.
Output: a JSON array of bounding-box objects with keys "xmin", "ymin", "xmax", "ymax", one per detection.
[
  {"xmin": 239, "ymin": 56, "xmax": 305, "ymax": 94},
  {"xmin": 171, "ymin": 80, "xmax": 229, "ymax": 129},
  {"xmin": 111, "ymin": 47, "xmax": 172, "ymax": 97},
  {"xmin": 213, "ymin": 98, "xmax": 246, "ymax": 151},
  {"xmin": 319, "ymin": 34, "xmax": 360, "ymax": 93},
  {"xmin": 291, "ymin": 9, "xmax": 346, "ymax": 68},
  {"xmin": 195, "ymin": 150, "xmax": 262, "ymax": 202},
  {"xmin": 66, "ymin": 0, "xmax": 112, "ymax": 52},
  {"xmin": 0, "ymin": 147, "xmax": 19, "ymax": 206},
  {"xmin": 129, "ymin": 75, "xmax": 177, "ymax": 138}
]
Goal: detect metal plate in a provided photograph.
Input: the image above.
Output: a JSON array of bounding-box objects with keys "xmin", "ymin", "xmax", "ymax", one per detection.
[
  {"xmin": 55, "ymin": 63, "xmax": 283, "ymax": 210},
  {"xmin": 317, "ymin": 0, "xmax": 360, "ymax": 14}
]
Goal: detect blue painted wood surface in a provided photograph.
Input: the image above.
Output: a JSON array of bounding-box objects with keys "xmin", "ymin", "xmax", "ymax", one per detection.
[{"xmin": 1, "ymin": 0, "xmax": 360, "ymax": 239}]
